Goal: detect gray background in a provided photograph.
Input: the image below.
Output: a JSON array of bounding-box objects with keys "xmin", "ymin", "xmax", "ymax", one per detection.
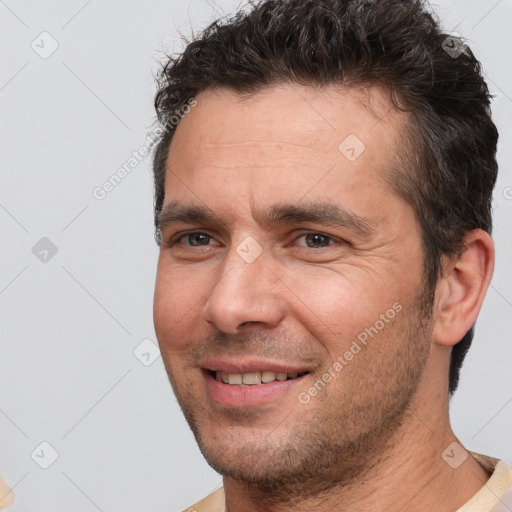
[{"xmin": 0, "ymin": 1, "xmax": 511, "ymax": 511}]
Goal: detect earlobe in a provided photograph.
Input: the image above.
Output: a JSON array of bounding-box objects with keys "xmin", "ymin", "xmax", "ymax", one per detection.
[{"xmin": 432, "ymin": 229, "xmax": 494, "ymax": 347}]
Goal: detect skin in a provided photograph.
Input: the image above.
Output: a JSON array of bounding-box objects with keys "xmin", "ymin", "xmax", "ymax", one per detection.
[{"xmin": 153, "ymin": 83, "xmax": 494, "ymax": 511}]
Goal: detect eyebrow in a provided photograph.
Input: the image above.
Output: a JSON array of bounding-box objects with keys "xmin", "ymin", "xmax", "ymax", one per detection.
[{"xmin": 156, "ymin": 200, "xmax": 376, "ymax": 237}]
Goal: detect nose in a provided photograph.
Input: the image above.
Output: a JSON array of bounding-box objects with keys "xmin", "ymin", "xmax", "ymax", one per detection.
[{"xmin": 201, "ymin": 245, "xmax": 287, "ymax": 334}]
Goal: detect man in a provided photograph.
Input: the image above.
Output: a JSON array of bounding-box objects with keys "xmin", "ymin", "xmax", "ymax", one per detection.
[{"xmin": 151, "ymin": 0, "xmax": 511, "ymax": 510}]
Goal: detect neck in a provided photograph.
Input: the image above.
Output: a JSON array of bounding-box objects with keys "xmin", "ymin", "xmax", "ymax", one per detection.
[{"xmin": 222, "ymin": 376, "xmax": 490, "ymax": 511}]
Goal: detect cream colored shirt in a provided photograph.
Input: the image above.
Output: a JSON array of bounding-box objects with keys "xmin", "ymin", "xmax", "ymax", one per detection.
[{"xmin": 185, "ymin": 452, "xmax": 512, "ymax": 512}]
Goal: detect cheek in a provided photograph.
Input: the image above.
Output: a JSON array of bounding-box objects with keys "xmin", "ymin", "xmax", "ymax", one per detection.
[
  {"xmin": 281, "ymin": 268, "xmax": 402, "ymax": 356},
  {"xmin": 153, "ymin": 260, "xmax": 208, "ymax": 352}
]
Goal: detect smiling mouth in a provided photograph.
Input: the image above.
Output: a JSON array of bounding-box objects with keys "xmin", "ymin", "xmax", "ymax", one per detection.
[{"xmin": 208, "ymin": 370, "xmax": 309, "ymax": 386}]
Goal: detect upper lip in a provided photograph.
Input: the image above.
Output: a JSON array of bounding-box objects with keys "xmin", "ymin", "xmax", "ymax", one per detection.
[{"xmin": 201, "ymin": 359, "xmax": 311, "ymax": 374}]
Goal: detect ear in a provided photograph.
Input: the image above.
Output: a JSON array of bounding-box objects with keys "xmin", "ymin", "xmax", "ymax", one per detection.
[{"xmin": 432, "ymin": 229, "xmax": 495, "ymax": 347}]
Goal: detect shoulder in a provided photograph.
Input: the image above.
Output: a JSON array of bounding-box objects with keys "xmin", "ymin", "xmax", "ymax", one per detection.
[
  {"xmin": 458, "ymin": 451, "xmax": 512, "ymax": 511},
  {"xmin": 184, "ymin": 487, "xmax": 225, "ymax": 512}
]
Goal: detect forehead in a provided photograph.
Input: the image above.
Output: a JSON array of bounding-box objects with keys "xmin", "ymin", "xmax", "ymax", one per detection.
[
  {"xmin": 171, "ymin": 83, "xmax": 404, "ymax": 146},
  {"xmin": 163, "ymin": 83, "xmax": 410, "ymax": 223}
]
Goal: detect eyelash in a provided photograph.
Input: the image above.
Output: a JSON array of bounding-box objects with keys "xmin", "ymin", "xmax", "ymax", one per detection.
[{"xmin": 167, "ymin": 230, "xmax": 342, "ymax": 249}]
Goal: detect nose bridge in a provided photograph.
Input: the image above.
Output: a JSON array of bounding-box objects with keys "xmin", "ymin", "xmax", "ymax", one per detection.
[{"xmin": 201, "ymin": 240, "xmax": 285, "ymax": 333}]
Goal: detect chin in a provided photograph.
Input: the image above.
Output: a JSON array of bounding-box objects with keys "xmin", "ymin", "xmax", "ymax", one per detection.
[{"xmin": 194, "ymin": 424, "xmax": 299, "ymax": 480}]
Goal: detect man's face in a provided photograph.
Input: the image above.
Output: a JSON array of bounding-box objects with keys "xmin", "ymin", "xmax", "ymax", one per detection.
[{"xmin": 153, "ymin": 84, "xmax": 434, "ymax": 491}]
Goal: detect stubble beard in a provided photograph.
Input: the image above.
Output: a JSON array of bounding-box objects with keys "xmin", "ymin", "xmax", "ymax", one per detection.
[{"xmin": 168, "ymin": 287, "xmax": 435, "ymax": 506}]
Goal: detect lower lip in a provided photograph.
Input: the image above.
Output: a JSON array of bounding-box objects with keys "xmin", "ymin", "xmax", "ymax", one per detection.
[{"xmin": 203, "ymin": 370, "xmax": 307, "ymax": 407}]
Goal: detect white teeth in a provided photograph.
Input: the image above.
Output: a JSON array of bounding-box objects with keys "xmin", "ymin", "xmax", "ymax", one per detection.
[
  {"xmin": 228, "ymin": 374, "xmax": 243, "ymax": 385},
  {"xmin": 242, "ymin": 372, "xmax": 261, "ymax": 385},
  {"xmin": 214, "ymin": 370, "xmax": 306, "ymax": 385},
  {"xmin": 261, "ymin": 371, "xmax": 276, "ymax": 383}
]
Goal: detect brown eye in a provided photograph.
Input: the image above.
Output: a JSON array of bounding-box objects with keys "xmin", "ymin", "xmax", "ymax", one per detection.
[
  {"xmin": 165, "ymin": 231, "xmax": 218, "ymax": 249},
  {"xmin": 179, "ymin": 232, "xmax": 213, "ymax": 246},
  {"xmin": 297, "ymin": 233, "xmax": 335, "ymax": 249}
]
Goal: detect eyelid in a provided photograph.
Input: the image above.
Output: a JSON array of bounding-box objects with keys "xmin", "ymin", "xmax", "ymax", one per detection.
[
  {"xmin": 169, "ymin": 230, "xmax": 219, "ymax": 247},
  {"xmin": 293, "ymin": 231, "xmax": 339, "ymax": 247}
]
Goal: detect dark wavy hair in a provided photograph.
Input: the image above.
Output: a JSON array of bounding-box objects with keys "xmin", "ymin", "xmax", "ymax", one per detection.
[{"xmin": 152, "ymin": 0, "xmax": 498, "ymax": 395}]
